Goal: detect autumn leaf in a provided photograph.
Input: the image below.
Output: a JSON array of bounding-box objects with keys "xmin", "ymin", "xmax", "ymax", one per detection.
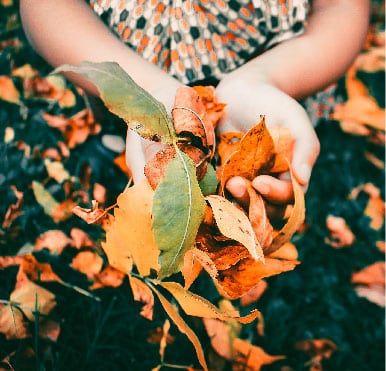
[
  {"xmin": 199, "ymin": 163, "xmax": 218, "ymax": 196},
  {"xmin": 172, "ymin": 85, "xmax": 215, "ymax": 151},
  {"xmin": 21, "ymin": 254, "xmax": 61, "ymax": 283},
  {"xmin": 232, "ymin": 338, "xmax": 285, "ymax": 371},
  {"xmin": 102, "ymin": 179, "xmax": 159, "ymax": 276},
  {"xmin": 54, "ymin": 61, "xmax": 176, "ymax": 143},
  {"xmin": 0, "ymin": 75, "xmax": 20, "ymax": 104},
  {"xmin": 157, "ymin": 281, "xmax": 260, "ymax": 324},
  {"xmin": 148, "ymin": 283, "xmax": 208, "ymax": 371},
  {"xmin": 72, "ymin": 200, "xmax": 108, "ymax": 225},
  {"xmin": 219, "ymin": 117, "xmax": 275, "ymax": 193},
  {"xmin": 264, "ymin": 167, "xmax": 305, "ymax": 255},
  {"xmin": 245, "ymin": 180, "xmax": 273, "ymax": 250},
  {"xmin": 182, "ymin": 247, "xmax": 218, "ymax": 290},
  {"xmin": 216, "ymin": 257, "xmax": 300, "ymax": 299},
  {"xmin": 240, "ymin": 280, "xmax": 268, "ymax": 307},
  {"xmin": 206, "ymin": 195, "xmax": 263, "ymax": 262},
  {"xmin": 351, "ymin": 262, "xmax": 385, "ymax": 286},
  {"xmin": 153, "ymin": 149, "xmax": 206, "ymax": 279},
  {"xmin": 71, "ymin": 251, "xmax": 104, "ymax": 280},
  {"xmin": 0, "ymin": 279, "xmax": 57, "ymax": 339},
  {"xmin": 32, "ymin": 181, "xmax": 59, "ymax": 217},
  {"xmin": 325, "ymin": 215, "xmax": 355, "ymax": 248}
]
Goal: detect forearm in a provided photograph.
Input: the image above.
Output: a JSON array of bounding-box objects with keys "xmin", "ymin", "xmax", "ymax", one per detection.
[
  {"xmin": 232, "ymin": 0, "xmax": 370, "ymax": 100},
  {"xmin": 19, "ymin": 0, "xmax": 179, "ymax": 98}
]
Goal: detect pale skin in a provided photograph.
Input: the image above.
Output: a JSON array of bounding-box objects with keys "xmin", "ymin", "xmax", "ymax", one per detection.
[{"xmin": 20, "ymin": 0, "xmax": 370, "ymax": 210}]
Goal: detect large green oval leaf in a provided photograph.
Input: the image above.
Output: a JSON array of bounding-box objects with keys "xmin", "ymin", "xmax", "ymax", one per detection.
[
  {"xmin": 54, "ymin": 61, "xmax": 176, "ymax": 143},
  {"xmin": 153, "ymin": 148, "xmax": 206, "ymax": 279}
]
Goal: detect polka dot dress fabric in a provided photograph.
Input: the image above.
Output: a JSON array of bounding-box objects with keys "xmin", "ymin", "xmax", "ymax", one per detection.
[{"xmin": 89, "ymin": 0, "xmax": 310, "ymax": 84}]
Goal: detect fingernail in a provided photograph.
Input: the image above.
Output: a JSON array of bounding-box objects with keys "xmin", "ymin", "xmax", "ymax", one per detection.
[
  {"xmin": 298, "ymin": 163, "xmax": 311, "ymax": 183},
  {"xmin": 253, "ymin": 180, "xmax": 270, "ymax": 195}
]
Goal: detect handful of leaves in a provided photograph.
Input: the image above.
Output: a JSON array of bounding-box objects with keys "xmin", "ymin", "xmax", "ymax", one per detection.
[{"xmin": 56, "ymin": 61, "xmax": 305, "ymax": 370}]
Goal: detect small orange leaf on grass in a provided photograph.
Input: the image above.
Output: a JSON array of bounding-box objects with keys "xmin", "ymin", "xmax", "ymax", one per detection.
[
  {"xmin": 21, "ymin": 254, "xmax": 61, "ymax": 283},
  {"xmin": 71, "ymin": 251, "xmax": 104, "ymax": 280},
  {"xmin": 232, "ymin": 338, "xmax": 285, "ymax": 371},
  {"xmin": 351, "ymin": 262, "xmax": 385, "ymax": 286},
  {"xmin": 0, "ymin": 76, "xmax": 20, "ymax": 103},
  {"xmin": 34, "ymin": 230, "xmax": 73, "ymax": 254},
  {"xmin": 325, "ymin": 215, "xmax": 355, "ymax": 248}
]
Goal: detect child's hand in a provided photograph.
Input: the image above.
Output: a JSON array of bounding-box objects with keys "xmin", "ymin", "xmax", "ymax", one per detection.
[{"xmin": 215, "ymin": 75, "xmax": 320, "ymax": 214}]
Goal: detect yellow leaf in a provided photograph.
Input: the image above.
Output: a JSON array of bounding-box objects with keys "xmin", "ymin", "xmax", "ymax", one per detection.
[
  {"xmin": 129, "ymin": 276, "xmax": 155, "ymax": 320},
  {"xmin": 149, "ymin": 284, "xmax": 208, "ymax": 371},
  {"xmin": 102, "ymin": 179, "xmax": 160, "ymax": 276},
  {"xmin": 157, "ymin": 281, "xmax": 260, "ymax": 324}
]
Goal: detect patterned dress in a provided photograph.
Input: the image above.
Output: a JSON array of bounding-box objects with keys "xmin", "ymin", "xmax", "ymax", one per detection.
[
  {"xmin": 88, "ymin": 0, "xmax": 337, "ymax": 125},
  {"xmin": 88, "ymin": 0, "xmax": 310, "ymax": 84}
]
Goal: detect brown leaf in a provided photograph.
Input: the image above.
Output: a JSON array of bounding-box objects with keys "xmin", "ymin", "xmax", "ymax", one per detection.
[
  {"xmin": 232, "ymin": 338, "xmax": 285, "ymax": 371},
  {"xmin": 21, "ymin": 254, "xmax": 61, "ymax": 283},
  {"xmin": 354, "ymin": 284, "xmax": 385, "ymax": 307},
  {"xmin": 193, "ymin": 85, "xmax": 226, "ymax": 129},
  {"xmin": 245, "ymin": 180, "xmax": 273, "ymax": 250},
  {"xmin": 129, "ymin": 276, "xmax": 155, "ymax": 320},
  {"xmin": 219, "ymin": 117, "xmax": 275, "ymax": 194},
  {"xmin": 172, "ymin": 85, "xmax": 215, "ymax": 151},
  {"xmin": 269, "ymin": 126, "xmax": 295, "ymax": 173},
  {"xmin": 206, "ymin": 195, "xmax": 263, "ymax": 262},
  {"xmin": 267, "ymin": 242, "xmax": 298, "ymax": 260},
  {"xmin": 217, "ymin": 132, "xmax": 243, "ymax": 166},
  {"xmin": 217, "ymin": 257, "xmax": 300, "ymax": 299},
  {"xmin": 72, "ymin": 200, "xmax": 108, "ymax": 225},
  {"xmin": 0, "ymin": 256, "xmax": 23, "ymax": 269}
]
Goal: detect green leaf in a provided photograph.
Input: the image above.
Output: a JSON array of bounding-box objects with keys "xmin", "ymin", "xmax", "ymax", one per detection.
[
  {"xmin": 153, "ymin": 148, "xmax": 206, "ymax": 279},
  {"xmin": 54, "ymin": 61, "xmax": 176, "ymax": 143},
  {"xmin": 199, "ymin": 163, "xmax": 218, "ymax": 196},
  {"xmin": 32, "ymin": 181, "xmax": 59, "ymax": 216}
]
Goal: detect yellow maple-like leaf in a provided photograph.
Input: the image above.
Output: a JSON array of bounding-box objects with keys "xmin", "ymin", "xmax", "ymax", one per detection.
[{"xmin": 102, "ymin": 179, "xmax": 160, "ymax": 276}]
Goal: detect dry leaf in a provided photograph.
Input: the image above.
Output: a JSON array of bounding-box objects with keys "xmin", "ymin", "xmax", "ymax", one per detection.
[
  {"xmin": 91, "ymin": 265, "xmax": 125, "ymax": 289},
  {"xmin": 71, "ymin": 251, "xmax": 103, "ymax": 280},
  {"xmin": 72, "ymin": 200, "xmax": 108, "ymax": 225},
  {"xmin": 70, "ymin": 228, "xmax": 95, "ymax": 249},
  {"xmin": 34, "ymin": 230, "xmax": 73, "ymax": 254},
  {"xmin": 325, "ymin": 215, "xmax": 355, "ymax": 248},
  {"xmin": 351, "ymin": 262, "xmax": 385, "ymax": 286},
  {"xmin": 268, "ymin": 242, "xmax": 298, "ymax": 260},
  {"xmin": 206, "ymin": 195, "xmax": 263, "ymax": 262},
  {"xmin": 219, "ymin": 117, "xmax": 275, "ymax": 193},
  {"xmin": 217, "ymin": 257, "xmax": 300, "ymax": 299},
  {"xmin": 0, "ymin": 76, "xmax": 20, "ymax": 103},
  {"xmin": 21, "ymin": 254, "xmax": 61, "ymax": 283},
  {"xmin": 232, "ymin": 338, "xmax": 285, "ymax": 371},
  {"xmin": 354, "ymin": 285, "xmax": 385, "ymax": 307}
]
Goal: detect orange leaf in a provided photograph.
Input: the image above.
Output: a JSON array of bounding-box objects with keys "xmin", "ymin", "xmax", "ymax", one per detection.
[
  {"xmin": 70, "ymin": 227, "xmax": 95, "ymax": 249},
  {"xmin": 206, "ymin": 195, "xmax": 264, "ymax": 262},
  {"xmin": 90, "ymin": 265, "xmax": 125, "ymax": 290},
  {"xmin": 219, "ymin": 117, "xmax": 275, "ymax": 194},
  {"xmin": 182, "ymin": 247, "xmax": 218, "ymax": 290},
  {"xmin": 324, "ymin": 215, "xmax": 355, "ymax": 248},
  {"xmin": 71, "ymin": 251, "xmax": 103, "ymax": 280},
  {"xmin": 129, "ymin": 276, "xmax": 155, "ymax": 320},
  {"xmin": 232, "ymin": 338, "xmax": 285, "ymax": 371},
  {"xmin": 295, "ymin": 338, "xmax": 338, "ymax": 359},
  {"xmin": 21, "ymin": 254, "xmax": 61, "ymax": 283},
  {"xmin": 268, "ymin": 242, "xmax": 298, "ymax": 260},
  {"xmin": 2, "ymin": 185, "xmax": 23, "ymax": 229},
  {"xmin": 269, "ymin": 126, "xmax": 294, "ymax": 173},
  {"xmin": 217, "ymin": 257, "xmax": 300, "ymax": 299},
  {"xmin": 217, "ymin": 132, "xmax": 243, "ymax": 166},
  {"xmin": 0, "ymin": 76, "xmax": 20, "ymax": 103},
  {"xmin": 157, "ymin": 281, "xmax": 260, "ymax": 324},
  {"xmin": 149, "ymin": 284, "xmax": 208, "ymax": 371},
  {"xmin": 351, "ymin": 262, "xmax": 385, "ymax": 286}
]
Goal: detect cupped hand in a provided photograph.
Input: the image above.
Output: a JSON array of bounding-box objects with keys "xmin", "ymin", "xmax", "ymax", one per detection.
[{"xmin": 215, "ymin": 74, "xmax": 320, "ymax": 212}]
